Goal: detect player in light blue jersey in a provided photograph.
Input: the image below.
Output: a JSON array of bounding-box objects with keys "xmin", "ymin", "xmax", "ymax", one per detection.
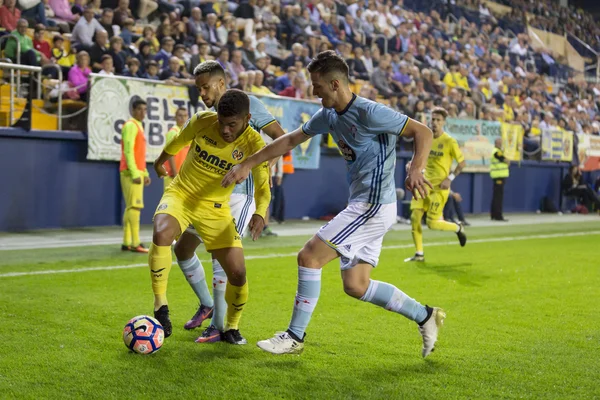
[
  {"xmin": 166, "ymin": 61, "xmax": 285, "ymax": 343},
  {"xmin": 222, "ymin": 51, "xmax": 446, "ymax": 357}
]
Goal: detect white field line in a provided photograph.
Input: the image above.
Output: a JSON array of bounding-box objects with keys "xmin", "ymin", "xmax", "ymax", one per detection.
[{"xmin": 1, "ymin": 230, "xmax": 598, "ymax": 279}]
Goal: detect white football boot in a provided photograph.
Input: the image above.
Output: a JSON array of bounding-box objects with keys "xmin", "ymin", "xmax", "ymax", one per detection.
[
  {"xmin": 418, "ymin": 307, "xmax": 446, "ymax": 358},
  {"xmin": 257, "ymin": 331, "xmax": 304, "ymax": 354}
]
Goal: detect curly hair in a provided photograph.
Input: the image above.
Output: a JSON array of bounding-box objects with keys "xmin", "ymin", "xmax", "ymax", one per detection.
[{"xmin": 217, "ymin": 89, "xmax": 249, "ymax": 118}]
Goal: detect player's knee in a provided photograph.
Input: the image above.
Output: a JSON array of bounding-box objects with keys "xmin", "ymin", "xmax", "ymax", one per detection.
[
  {"xmin": 297, "ymin": 244, "xmax": 318, "ymax": 268},
  {"xmin": 410, "ymin": 210, "xmax": 422, "ymax": 226},
  {"xmin": 426, "ymin": 218, "xmax": 436, "ymax": 230},
  {"xmin": 342, "ymin": 279, "xmax": 369, "ymax": 299},
  {"xmin": 152, "ymin": 215, "xmax": 179, "ymax": 246},
  {"xmin": 225, "ymin": 265, "xmax": 246, "ymax": 286}
]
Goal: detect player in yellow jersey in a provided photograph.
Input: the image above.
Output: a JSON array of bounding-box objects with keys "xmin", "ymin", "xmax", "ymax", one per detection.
[
  {"xmin": 163, "ymin": 107, "xmax": 190, "ymax": 191},
  {"xmin": 405, "ymin": 107, "xmax": 467, "ymax": 262},
  {"xmin": 150, "ymin": 90, "xmax": 270, "ymax": 343}
]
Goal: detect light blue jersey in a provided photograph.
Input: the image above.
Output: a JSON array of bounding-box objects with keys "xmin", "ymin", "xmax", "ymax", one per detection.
[
  {"xmin": 302, "ymin": 94, "xmax": 409, "ymax": 204},
  {"xmin": 231, "ymin": 95, "xmax": 277, "ymax": 196}
]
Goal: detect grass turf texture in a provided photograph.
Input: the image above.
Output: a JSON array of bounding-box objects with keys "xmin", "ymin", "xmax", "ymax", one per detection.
[{"xmin": 0, "ymin": 222, "xmax": 598, "ymax": 399}]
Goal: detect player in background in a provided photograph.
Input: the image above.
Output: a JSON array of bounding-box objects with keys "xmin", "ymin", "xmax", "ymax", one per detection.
[
  {"xmin": 163, "ymin": 107, "xmax": 190, "ymax": 191},
  {"xmin": 170, "ymin": 61, "xmax": 285, "ymax": 343},
  {"xmin": 151, "ymin": 90, "xmax": 270, "ymax": 343},
  {"xmin": 120, "ymin": 99, "xmax": 151, "ymax": 254},
  {"xmin": 405, "ymin": 107, "xmax": 467, "ymax": 262},
  {"xmin": 222, "ymin": 51, "xmax": 444, "ymax": 357}
]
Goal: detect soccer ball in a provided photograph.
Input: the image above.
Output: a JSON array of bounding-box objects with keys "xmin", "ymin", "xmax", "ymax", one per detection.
[{"xmin": 123, "ymin": 315, "xmax": 164, "ymax": 354}]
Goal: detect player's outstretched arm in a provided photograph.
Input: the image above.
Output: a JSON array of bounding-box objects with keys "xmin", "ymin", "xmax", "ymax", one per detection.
[
  {"xmin": 221, "ymin": 128, "xmax": 308, "ymax": 187},
  {"xmin": 402, "ymin": 118, "xmax": 434, "ymax": 199}
]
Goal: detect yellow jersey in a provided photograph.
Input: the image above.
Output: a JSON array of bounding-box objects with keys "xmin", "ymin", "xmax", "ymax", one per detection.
[
  {"xmin": 425, "ymin": 132, "xmax": 465, "ymax": 189},
  {"xmin": 164, "ymin": 111, "xmax": 271, "ymax": 218}
]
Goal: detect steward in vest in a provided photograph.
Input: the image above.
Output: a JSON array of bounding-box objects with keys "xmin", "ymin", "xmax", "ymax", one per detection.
[
  {"xmin": 120, "ymin": 99, "xmax": 151, "ymax": 253},
  {"xmin": 490, "ymin": 137, "xmax": 510, "ymax": 221}
]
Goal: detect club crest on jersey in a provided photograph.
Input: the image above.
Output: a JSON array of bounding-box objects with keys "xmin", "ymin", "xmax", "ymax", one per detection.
[
  {"xmin": 231, "ymin": 149, "xmax": 244, "ymax": 161},
  {"xmin": 438, "ymin": 143, "xmax": 443, "ymax": 149},
  {"xmin": 337, "ymin": 139, "xmax": 356, "ymax": 162},
  {"xmin": 157, "ymin": 203, "xmax": 168, "ymax": 211}
]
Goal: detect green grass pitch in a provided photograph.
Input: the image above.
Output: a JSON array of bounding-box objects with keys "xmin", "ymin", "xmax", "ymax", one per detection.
[{"xmin": 0, "ymin": 221, "xmax": 599, "ymax": 399}]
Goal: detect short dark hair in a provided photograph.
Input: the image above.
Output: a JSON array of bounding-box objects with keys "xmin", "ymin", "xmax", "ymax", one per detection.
[
  {"xmin": 161, "ymin": 36, "xmax": 174, "ymax": 46},
  {"xmin": 53, "ymin": 35, "xmax": 64, "ymax": 43},
  {"xmin": 193, "ymin": 60, "xmax": 225, "ymax": 78},
  {"xmin": 431, "ymin": 107, "xmax": 448, "ymax": 119},
  {"xmin": 34, "ymin": 24, "xmax": 45, "ymax": 33},
  {"xmin": 132, "ymin": 99, "xmax": 147, "ymax": 110},
  {"xmin": 101, "ymin": 54, "xmax": 112, "ymax": 63},
  {"xmin": 102, "ymin": 8, "xmax": 113, "ymax": 15},
  {"xmin": 176, "ymin": 106, "xmax": 187, "ymax": 113},
  {"xmin": 217, "ymin": 89, "xmax": 249, "ymax": 118},
  {"xmin": 307, "ymin": 50, "xmax": 349, "ymax": 81}
]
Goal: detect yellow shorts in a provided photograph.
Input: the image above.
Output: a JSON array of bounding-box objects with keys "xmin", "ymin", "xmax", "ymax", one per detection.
[
  {"xmin": 120, "ymin": 173, "xmax": 144, "ymax": 209},
  {"xmin": 154, "ymin": 189, "xmax": 241, "ymax": 251},
  {"xmin": 163, "ymin": 176, "xmax": 174, "ymax": 192},
  {"xmin": 410, "ymin": 189, "xmax": 449, "ymax": 220}
]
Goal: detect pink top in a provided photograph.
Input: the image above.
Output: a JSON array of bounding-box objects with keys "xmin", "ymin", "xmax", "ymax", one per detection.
[
  {"xmin": 68, "ymin": 65, "xmax": 91, "ymax": 94},
  {"xmin": 49, "ymin": 0, "xmax": 76, "ymax": 22},
  {"xmin": 0, "ymin": 6, "xmax": 21, "ymax": 31}
]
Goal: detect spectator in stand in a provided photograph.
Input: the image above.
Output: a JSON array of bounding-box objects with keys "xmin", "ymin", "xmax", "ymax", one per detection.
[
  {"xmin": 254, "ymin": 41, "xmax": 268, "ymax": 62},
  {"xmin": 281, "ymin": 43, "xmax": 309, "ymax": 71},
  {"xmin": 136, "ymin": 27, "xmax": 160, "ymax": 55},
  {"xmin": 230, "ymin": 49, "xmax": 246, "ymax": 82},
  {"xmin": 160, "ymin": 56, "xmax": 194, "ymax": 85},
  {"xmin": 113, "ymin": 0, "xmax": 132, "ymax": 27},
  {"xmin": 187, "ymin": 7, "xmax": 207, "ymax": 40},
  {"xmin": 279, "ymin": 75, "xmax": 306, "ymax": 99},
  {"xmin": 98, "ymin": 54, "xmax": 114, "ymax": 75},
  {"xmin": 68, "ymin": 50, "xmax": 91, "ymax": 100},
  {"xmin": 120, "ymin": 18, "xmax": 134, "ymax": 46},
  {"xmin": 154, "ymin": 36, "xmax": 174, "ymax": 70},
  {"xmin": 143, "ymin": 60, "xmax": 160, "ymax": 80},
  {"xmin": 347, "ymin": 47, "xmax": 369, "ymax": 80},
  {"xmin": 89, "ymin": 29, "xmax": 108, "ymax": 72},
  {"xmin": 18, "ymin": 0, "xmax": 50, "ymax": 26},
  {"xmin": 562, "ymin": 165, "xmax": 600, "ymax": 212},
  {"xmin": 71, "ymin": 7, "xmax": 104, "ymax": 50},
  {"xmin": 108, "ymin": 35, "xmax": 126, "ymax": 74},
  {"xmin": 273, "ymin": 66, "xmax": 296, "ymax": 92},
  {"xmin": 203, "ymin": 13, "xmax": 220, "ymax": 48},
  {"xmin": 250, "ymin": 70, "xmax": 273, "ymax": 95},
  {"xmin": 123, "ymin": 57, "xmax": 141, "ymax": 77},
  {"xmin": 5, "ymin": 19, "xmax": 41, "ymax": 66},
  {"xmin": 70, "ymin": 0, "xmax": 84, "ymax": 16},
  {"xmin": 0, "ymin": 0, "xmax": 21, "ymax": 33},
  {"xmin": 320, "ymin": 14, "xmax": 341, "ymax": 46},
  {"xmin": 234, "ymin": 0, "xmax": 256, "ymax": 40},
  {"xmin": 33, "ymin": 24, "xmax": 51, "ymax": 61},
  {"xmin": 99, "ymin": 8, "xmax": 115, "ymax": 38},
  {"xmin": 51, "ymin": 35, "xmax": 74, "ymax": 73},
  {"xmin": 48, "ymin": 0, "xmax": 78, "ymax": 25},
  {"xmin": 370, "ymin": 54, "xmax": 396, "ymax": 98}
]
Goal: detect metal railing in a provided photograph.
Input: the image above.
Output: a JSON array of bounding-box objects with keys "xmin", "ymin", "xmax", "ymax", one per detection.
[
  {"xmin": 0, "ymin": 34, "xmax": 21, "ymax": 96},
  {"xmin": 567, "ymin": 31, "xmax": 600, "ymax": 82},
  {"xmin": 0, "ymin": 63, "xmax": 41, "ymax": 126}
]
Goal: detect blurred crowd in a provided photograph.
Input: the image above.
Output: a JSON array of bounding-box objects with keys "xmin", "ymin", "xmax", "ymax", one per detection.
[{"xmin": 1, "ymin": 0, "xmax": 599, "ymax": 158}]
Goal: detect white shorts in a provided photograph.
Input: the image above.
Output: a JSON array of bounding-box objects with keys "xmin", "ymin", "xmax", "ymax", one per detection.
[
  {"xmin": 185, "ymin": 193, "xmax": 256, "ymax": 240},
  {"xmin": 316, "ymin": 202, "xmax": 396, "ymax": 270}
]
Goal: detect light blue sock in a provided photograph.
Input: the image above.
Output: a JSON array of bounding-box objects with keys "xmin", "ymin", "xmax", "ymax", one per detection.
[
  {"xmin": 210, "ymin": 259, "xmax": 227, "ymax": 331},
  {"xmin": 360, "ymin": 280, "xmax": 428, "ymax": 323},
  {"xmin": 178, "ymin": 254, "xmax": 214, "ymax": 308},
  {"xmin": 288, "ymin": 266, "xmax": 322, "ymax": 340}
]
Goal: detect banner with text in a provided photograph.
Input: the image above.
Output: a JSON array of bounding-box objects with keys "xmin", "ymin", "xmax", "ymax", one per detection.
[
  {"xmin": 577, "ymin": 134, "xmax": 600, "ymax": 171},
  {"xmin": 541, "ymin": 129, "xmax": 573, "ymax": 162},
  {"xmin": 252, "ymin": 94, "xmax": 322, "ymax": 169},
  {"xmin": 501, "ymin": 123, "xmax": 524, "ymax": 163},
  {"xmin": 87, "ymin": 75, "xmax": 203, "ymax": 161},
  {"xmin": 444, "ymin": 119, "xmax": 498, "ymax": 172}
]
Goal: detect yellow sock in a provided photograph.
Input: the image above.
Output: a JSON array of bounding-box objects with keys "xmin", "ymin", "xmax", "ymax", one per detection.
[
  {"xmin": 225, "ymin": 281, "xmax": 248, "ymax": 331},
  {"xmin": 427, "ymin": 218, "xmax": 459, "ymax": 232},
  {"xmin": 122, "ymin": 210, "xmax": 131, "ymax": 246},
  {"xmin": 411, "ymin": 209, "xmax": 424, "ymax": 254},
  {"xmin": 126, "ymin": 208, "xmax": 141, "ymax": 247},
  {"xmin": 149, "ymin": 243, "xmax": 172, "ymax": 311}
]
